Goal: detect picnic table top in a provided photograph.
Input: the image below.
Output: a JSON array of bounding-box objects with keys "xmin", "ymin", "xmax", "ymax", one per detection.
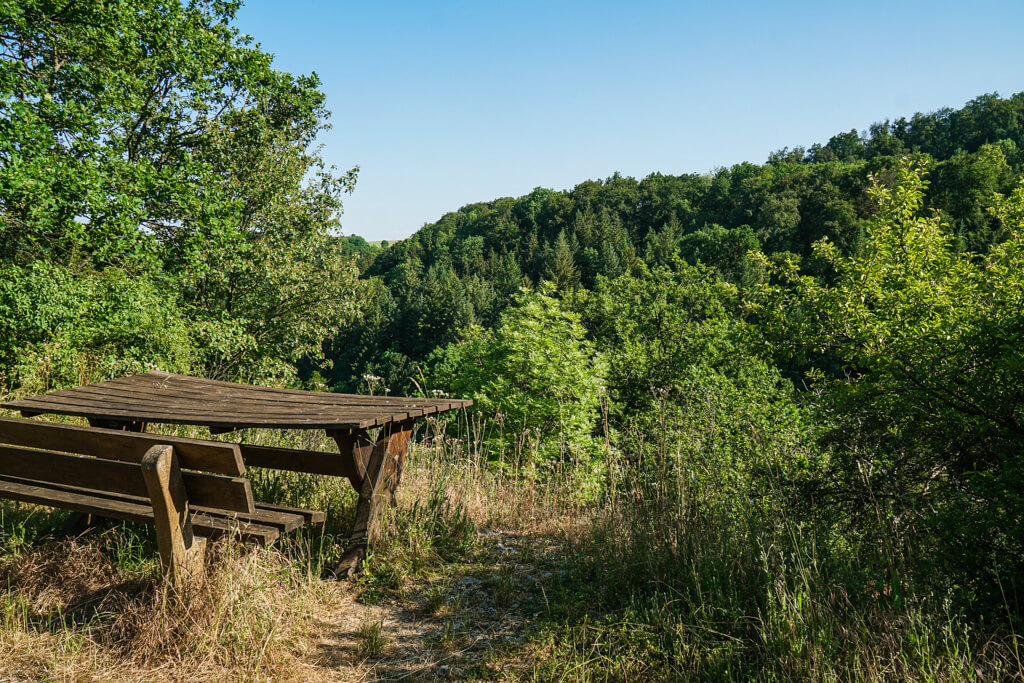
[{"xmin": 0, "ymin": 371, "xmax": 472, "ymax": 432}]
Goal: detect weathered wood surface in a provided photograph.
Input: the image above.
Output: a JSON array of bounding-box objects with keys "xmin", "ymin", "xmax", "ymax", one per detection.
[
  {"xmin": 0, "ymin": 416, "xmax": 244, "ymax": 475},
  {"xmin": 0, "ymin": 444, "xmax": 254, "ymax": 513},
  {"xmin": 141, "ymin": 445, "xmax": 206, "ymax": 582},
  {"xmin": 0, "ymin": 475, "xmax": 281, "ymax": 544},
  {"xmin": 240, "ymin": 443, "xmax": 361, "ymax": 479},
  {"xmin": 1, "ymin": 371, "xmax": 472, "ymax": 430},
  {"xmin": 336, "ymin": 420, "xmax": 414, "ymax": 578},
  {"xmin": 254, "ymin": 502, "xmax": 325, "ymax": 525}
]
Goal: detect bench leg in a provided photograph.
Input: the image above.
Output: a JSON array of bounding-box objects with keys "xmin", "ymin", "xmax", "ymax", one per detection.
[
  {"xmin": 141, "ymin": 445, "xmax": 206, "ymax": 585},
  {"xmin": 335, "ymin": 421, "xmax": 413, "ymax": 579}
]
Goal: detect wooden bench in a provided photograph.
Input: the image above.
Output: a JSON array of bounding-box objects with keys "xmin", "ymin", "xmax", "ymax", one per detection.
[
  {"xmin": 1, "ymin": 371, "xmax": 473, "ymax": 577},
  {"xmin": 0, "ymin": 416, "xmax": 325, "ymax": 580}
]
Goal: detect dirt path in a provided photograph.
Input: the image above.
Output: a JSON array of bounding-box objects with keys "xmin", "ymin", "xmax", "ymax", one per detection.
[{"xmin": 305, "ymin": 529, "xmax": 568, "ymax": 681}]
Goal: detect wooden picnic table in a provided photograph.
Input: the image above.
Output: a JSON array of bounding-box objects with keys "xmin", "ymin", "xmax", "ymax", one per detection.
[{"xmin": 0, "ymin": 370, "xmax": 472, "ymax": 576}]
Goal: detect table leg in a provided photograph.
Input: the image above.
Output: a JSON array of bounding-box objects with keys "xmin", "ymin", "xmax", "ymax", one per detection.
[{"xmin": 335, "ymin": 420, "xmax": 413, "ymax": 578}]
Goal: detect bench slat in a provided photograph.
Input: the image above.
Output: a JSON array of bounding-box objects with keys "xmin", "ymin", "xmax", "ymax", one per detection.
[
  {"xmin": 191, "ymin": 503, "xmax": 306, "ymax": 533},
  {"xmin": 255, "ymin": 502, "xmax": 326, "ymax": 525},
  {"xmin": 0, "ymin": 470, "xmax": 312, "ymax": 534},
  {"xmin": 0, "ymin": 475, "xmax": 279, "ymax": 544},
  {"xmin": 0, "ymin": 444, "xmax": 254, "ymax": 513},
  {"xmin": 0, "ymin": 416, "xmax": 244, "ymax": 475}
]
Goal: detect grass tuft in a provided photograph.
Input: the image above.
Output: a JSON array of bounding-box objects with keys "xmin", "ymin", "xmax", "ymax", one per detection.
[{"xmin": 354, "ymin": 613, "xmax": 387, "ymax": 658}]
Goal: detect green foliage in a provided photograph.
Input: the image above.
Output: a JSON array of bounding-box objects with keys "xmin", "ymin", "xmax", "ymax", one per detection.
[
  {"xmin": 578, "ymin": 263, "xmax": 808, "ymax": 511},
  {"xmin": 429, "ymin": 286, "xmax": 606, "ymax": 470},
  {"xmin": 930, "ymin": 143, "xmax": 1015, "ymax": 251},
  {"xmin": 755, "ymin": 160, "xmax": 1024, "ymax": 609},
  {"xmin": 677, "ymin": 223, "xmax": 764, "ymax": 285},
  {"xmin": 0, "ymin": 0, "xmax": 358, "ymax": 386},
  {"xmin": 0, "ymin": 0, "xmax": 355, "ymax": 263},
  {"xmin": 0, "ymin": 263, "xmax": 195, "ymax": 392}
]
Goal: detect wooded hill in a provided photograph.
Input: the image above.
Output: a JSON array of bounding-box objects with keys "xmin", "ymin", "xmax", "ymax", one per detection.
[{"xmin": 323, "ymin": 92, "xmax": 1024, "ymax": 393}]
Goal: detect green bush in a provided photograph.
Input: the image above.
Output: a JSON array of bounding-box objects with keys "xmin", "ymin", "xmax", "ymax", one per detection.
[
  {"xmin": 578, "ymin": 262, "xmax": 810, "ymax": 514},
  {"xmin": 755, "ymin": 160, "xmax": 1024, "ymax": 612},
  {"xmin": 428, "ymin": 285, "xmax": 606, "ymax": 475},
  {"xmin": 0, "ymin": 262, "xmax": 195, "ymax": 393}
]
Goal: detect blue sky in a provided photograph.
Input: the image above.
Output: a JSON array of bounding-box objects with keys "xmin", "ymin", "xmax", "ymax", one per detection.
[{"xmin": 235, "ymin": 1, "xmax": 1024, "ymax": 241}]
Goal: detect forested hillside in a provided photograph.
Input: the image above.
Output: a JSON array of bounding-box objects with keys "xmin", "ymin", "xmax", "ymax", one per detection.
[{"xmin": 326, "ymin": 92, "xmax": 1024, "ymax": 393}]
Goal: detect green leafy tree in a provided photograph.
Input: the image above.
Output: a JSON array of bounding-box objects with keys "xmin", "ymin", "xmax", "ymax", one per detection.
[
  {"xmin": 754, "ymin": 161, "xmax": 1024, "ymax": 609},
  {"xmin": 541, "ymin": 229, "xmax": 579, "ymax": 289},
  {"xmin": 0, "ymin": 263, "xmax": 195, "ymax": 392},
  {"xmin": 428, "ymin": 286, "xmax": 606, "ymax": 469},
  {"xmin": 578, "ymin": 263, "xmax": 805, "ymax": 510},
  {"xmin": 0, "ymin": 0, "xmax": 358, "ymax": 384},
  {"xmin": 677, "ymin": 223, "xmax": 763, "ymax": 284},
  {"xmin": 929, "ymin": 143, "xmax": 1014, "ymax": 251}
]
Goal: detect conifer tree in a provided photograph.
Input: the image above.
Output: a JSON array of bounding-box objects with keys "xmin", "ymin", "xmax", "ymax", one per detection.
[{"xmin": 543, "ymin": 230, "xmax": 580, "ymax": 290}]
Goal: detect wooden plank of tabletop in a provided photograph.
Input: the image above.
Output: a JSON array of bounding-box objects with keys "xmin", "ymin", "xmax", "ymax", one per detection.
[
  {"xmin": 115, "ymin": 373, "xmax": 465, "ymax": 406},
  {"xmin": 132, "ymin": 371, "xmax": 466, "ymax": 406},
  {"xmin": 6, "ymin": 396, "xmax": 419, "ymax": 426},
  {"xmin": 109, "ymin": 372, "xmax": 457, "ymax": 405},
  {"xmin": 33, "ymin": 386, "xmax": 434, "ymax": 420},
  {"xmin": 7, "ymin": 400, "xmax": 386, "ymax": 430},
  {"xmin": 3, "ymin": 373, "xmax": 471, "ymax": 417},
  {"xmin": 9, "ymin": 387, "xmax": 439, "ymax": 418},
  {"xmin": 79, "ymin": 379, "xmax": 459, "ymax": 409}
]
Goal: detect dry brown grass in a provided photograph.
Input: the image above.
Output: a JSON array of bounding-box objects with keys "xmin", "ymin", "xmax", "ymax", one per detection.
[
  {"xmin": 408, "ymin": 417, "xmax": 597, "ymax": 540},
  {"xmin": 0, "ymin": 529, "xmax": 340, "ymax": 681}
]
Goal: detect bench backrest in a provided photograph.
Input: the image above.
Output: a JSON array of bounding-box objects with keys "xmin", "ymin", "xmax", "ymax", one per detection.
[
  {"xmin": 0, "ymin": 416, "xmax": 244, "ymax": 474},
  {"xmin": 0, "ymin": 417, "xmax": 254, "ymax": 513}
]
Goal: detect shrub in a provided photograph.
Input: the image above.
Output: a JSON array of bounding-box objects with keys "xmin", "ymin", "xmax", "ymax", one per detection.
[
  {"xmin": 428, "ymin": 285, "xmax": 606, "ymax": 473},
  {"xmin": 754, "ymin": 160, "xmax": 1024, "ymax": 613},
  {"xmin": 0, "ymin": 262, "xmax": 195, "ymax": 393}
]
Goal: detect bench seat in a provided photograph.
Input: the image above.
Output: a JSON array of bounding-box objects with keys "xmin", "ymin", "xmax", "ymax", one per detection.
[
  {"xmin": 0, "ymin": 417, "xmax": 329, "ymax": 578},
  {"xmin": 0, "ymin": 474, "xmax": 327, "ymax": 544}
]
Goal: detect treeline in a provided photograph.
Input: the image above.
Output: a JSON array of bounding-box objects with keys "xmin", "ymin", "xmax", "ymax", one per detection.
[{"xmin": 325, "ymin": 92, "xmax": 1024, "ymax": 392}]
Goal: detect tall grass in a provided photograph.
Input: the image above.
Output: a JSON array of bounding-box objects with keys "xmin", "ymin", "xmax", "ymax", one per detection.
[
  {"xmin": 373, "ymin": 413, "xmax": 1024, "ymax": 680},
  {"xmin": 516, "ymin": 429, "xmax": 1024, "ymax": 682},
  {"xmin": 0, "ymin": 529, "xmax": 332, "ymax": 680},
  {"xmin": 0, "ymin": 410, "xmax": 1020, "ymax": 680}
]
